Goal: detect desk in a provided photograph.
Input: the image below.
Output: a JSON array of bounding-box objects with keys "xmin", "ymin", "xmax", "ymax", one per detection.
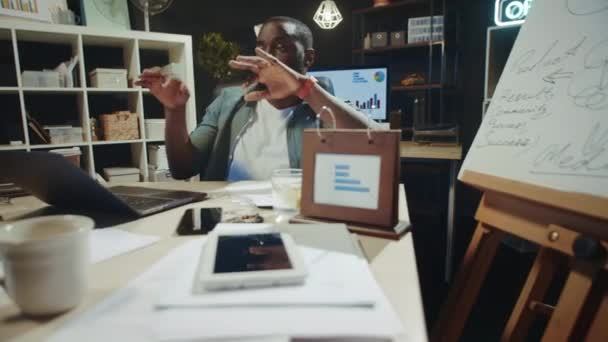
[
  {"xmin": 0, "ymin": 182, "xmax": 427, "ymax": 342},
  {"xmin": 400, "ymin": 141, "xmax": 462, "ymax": 283}
]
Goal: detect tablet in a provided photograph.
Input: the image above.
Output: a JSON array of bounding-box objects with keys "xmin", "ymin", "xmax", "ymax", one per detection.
[{"xmin": 195, "ymin": 232, "xmax": 307, "ymax": 291}]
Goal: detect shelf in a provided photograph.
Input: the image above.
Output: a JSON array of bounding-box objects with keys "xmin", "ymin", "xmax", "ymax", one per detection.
[
  {"xmin": 16, "ymin": 30, "xmax": 77, "ymax": 44},
  {"xmin": 0, "ymin": 144, "xmax": 27, "ymax": 151},
  {"xmin": 22, "ymin": 87, "xmax": 84, "ymax": 93},
  {"xmin": 92, "ymin": 140, "xmax": 143, "ymax": 146},
  {"xmin": 400, "ymin": 141, "xmax": 462, "ymax": 160},
  {"xmin": 87, "ymin": 88, "xmax": 141, "ymax": 93},
  {"xmin": 353, "ymin": 0, "xmax": 428, "ymax": 14},
  {"xmin": 29, "ymin": 142, "xmax": 89, "ymax": 150},
  {"xmin": 0, "ymin": 8, "xmax": 50, "ymax": 23},
  {"xmin": 0, "ymin": 22, "xmax": 196, "ymax": 183},
  {"xmin": 353, "ymin": 41, "xmax": 443, "ymax": 54},
  {"xmin": 392, "ymin": 84, "xmax": 442, "ymax": 91}
]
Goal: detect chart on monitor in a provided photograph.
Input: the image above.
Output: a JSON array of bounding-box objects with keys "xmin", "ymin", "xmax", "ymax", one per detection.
[{"xmin": 308, "ymin": 66, "xmax": 389, "ymax": 121}]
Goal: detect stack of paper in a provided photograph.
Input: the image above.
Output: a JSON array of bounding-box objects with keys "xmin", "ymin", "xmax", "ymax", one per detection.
[
  {"xmin": 212, "ymin": 181, "xmax": 272, "ymax": 194},
  {"xmin": 210, "ymin": 181, "xmax": 274, "ymax": 208},
  {"xmin": 157, "ymin": 244, "xmax": 377, "ymax": 309},
  {"xmin": 47, "ymin": 238, "xmax": 407, "ymax": 341}
]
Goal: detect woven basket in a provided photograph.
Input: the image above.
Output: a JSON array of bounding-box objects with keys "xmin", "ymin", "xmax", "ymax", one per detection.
[{"xmin": 100, "ymin": 111, "xmax": 139, "ymax": 141}]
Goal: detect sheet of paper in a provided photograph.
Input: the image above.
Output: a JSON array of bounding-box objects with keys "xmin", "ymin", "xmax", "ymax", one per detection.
[
  {"xmin": 47, "ymin": 239, "xmax": 407, "ymax": 342},
  {"xmin": 157, "ymin": 243, "xmax": 377, "ymax": 308},
  {"xmin": 239, "ymin": 193, "xmax": 274, "ymax": 207},
  {"xmin": 460, "ymin": 0, "xmax": 608, "ymax": 197},
  {"xmin": 209, "ymin": 181, "xmax": 272, "ymax": 194},
  {"xmin": 89, "ymin": 228, "xmax": 160, "ymax": 264},
  {"xmin": 214, "ymin": 223, "xmax": 276, "ymax": 235},
  {"xmin": 313, "ymin": 153, "xmax": 381, "ymax": 210}
]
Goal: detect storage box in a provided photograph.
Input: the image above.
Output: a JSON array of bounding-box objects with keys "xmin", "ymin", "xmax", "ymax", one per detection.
[
  {"xmin": 100, "ymin": 111, "xmax": 139, "ymax": 141},
  {"xmin": 144, "ymin": 119, "xmax": 165, "ymax": 140},
  {"xmin": 22, "ymin": 70, "xmax": 61, "ymax": 87},
  {"xmin": 90, "ymin": 68, "xmax": 128, "ymax": 88},
  {"xmin": 147, "ymin": 144, "xmax": 169, "ymax": 169},
  {"xmin": 103, "ymin": 167, "xmax": 140, "ymax": 184},
  {"xmin": 50, "ymin": 147, "xmax": 81, "ymax": 168},
  {"xmin": 390, "ymin": 31, "xmax": 406, "ymax": 46},
  {"xmin": 148, "ymin": 165, "xmax": 175, "ymax": 182},
  {"xmin": 44, "ymin": 125, "xmax": 84, "ymax": 144},
  {"xmin": 161, "ymin": 62, "xmax": 185, "ymax": 82},
  {"xmin": 408, "ymin": 16, "xmax": 444, "ymax": 44},
  {"xmin": 371, "ymin": 32, "xmax": 388, "ymax": 47}
]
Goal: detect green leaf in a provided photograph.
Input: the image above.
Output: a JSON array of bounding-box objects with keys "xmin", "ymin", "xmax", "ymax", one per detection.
[{"xmin": 197, "ymin": 32, "xmax": 241, "ymax": 81}]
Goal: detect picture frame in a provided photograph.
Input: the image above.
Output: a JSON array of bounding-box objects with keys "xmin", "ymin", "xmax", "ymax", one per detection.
[
  {"xmin": 81, "ymin": 0, "xmax": 130, "ymax": 30},
  {"xmin": 0, "ymin": 0, "xmax": 52, "ymax": 22},
  {"xmin": 298, "ymin": 128, "xmax": 405, "ymax": 239}
]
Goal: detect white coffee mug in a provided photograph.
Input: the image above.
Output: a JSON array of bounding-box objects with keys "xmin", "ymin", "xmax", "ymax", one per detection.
[{"xmin": 0, "ymin": 215, "xmax": 93, "ymax": 316}]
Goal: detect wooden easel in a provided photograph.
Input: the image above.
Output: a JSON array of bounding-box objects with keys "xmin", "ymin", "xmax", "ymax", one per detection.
[{"xmin": 432, "ymin": 171, "xmax": 608, "ymax": 342}]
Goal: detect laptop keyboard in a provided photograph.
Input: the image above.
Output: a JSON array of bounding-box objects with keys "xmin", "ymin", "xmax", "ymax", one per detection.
[{"xmin": 114, "ymin": 194, "xmax": 172, "ymax": 212}]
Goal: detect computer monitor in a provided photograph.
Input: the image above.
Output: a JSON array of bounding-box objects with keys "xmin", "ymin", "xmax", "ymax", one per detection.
[{"xmin": 307, "ymin": 65, "xmax": 389, "ymax": 121}]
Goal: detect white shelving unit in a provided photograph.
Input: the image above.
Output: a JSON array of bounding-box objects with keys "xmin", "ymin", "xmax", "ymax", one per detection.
[{"xmin": 0, "ymin": 22, "xmax": 197, "ymax": 182}]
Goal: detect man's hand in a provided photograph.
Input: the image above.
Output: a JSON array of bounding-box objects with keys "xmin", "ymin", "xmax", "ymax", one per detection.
[
  {"xmin": 134, "ymin": 67, "xmax": 190, "ymax": 111},
  {"xmin": 228, "ymin": 47, "xmax": 306, "ymax": 102}
]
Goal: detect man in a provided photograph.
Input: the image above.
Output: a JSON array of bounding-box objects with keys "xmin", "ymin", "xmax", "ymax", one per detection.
[{"xmin": 136, "ymin": 16, "xmax": 379, "ymax": 181}]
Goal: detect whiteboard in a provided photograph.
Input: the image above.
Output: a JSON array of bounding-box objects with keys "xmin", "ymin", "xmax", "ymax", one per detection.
[{"xmin": 460, "ymin": 0, "xmax": 608, "ymax": 199}]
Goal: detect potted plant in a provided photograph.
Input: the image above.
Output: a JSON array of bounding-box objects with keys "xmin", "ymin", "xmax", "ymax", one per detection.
[{"xmin": 197, "ymin": 32, "xmax": 241, "ymax": 82}]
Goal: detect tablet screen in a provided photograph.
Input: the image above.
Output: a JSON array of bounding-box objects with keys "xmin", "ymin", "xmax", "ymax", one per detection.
[{"xmin": 213, "ymin": 233, "xmax": 293, "ymax": 273}]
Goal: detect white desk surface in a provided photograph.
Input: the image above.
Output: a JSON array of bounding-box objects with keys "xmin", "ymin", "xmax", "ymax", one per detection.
[{"xmin": 0, "ymin": 182, "xmax": 427, "ymax": 342}]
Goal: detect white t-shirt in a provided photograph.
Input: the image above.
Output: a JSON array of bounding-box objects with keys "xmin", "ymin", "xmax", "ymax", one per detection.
[{"xmin": 227, "ymin": 100, "xmax": 295, "ymax": 181}]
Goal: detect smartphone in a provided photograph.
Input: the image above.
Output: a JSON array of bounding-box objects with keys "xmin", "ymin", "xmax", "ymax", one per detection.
[
  {"xmin": 175, "ymin": 207, "xmax": 222, "ymax": 235},
  {"xmin": 194, "ymin": 232, "xmax": 307, "ymax": 291}
]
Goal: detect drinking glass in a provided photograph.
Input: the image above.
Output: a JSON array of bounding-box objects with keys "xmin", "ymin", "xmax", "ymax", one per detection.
[{"xmin": 271, "ymin": 169, "xmax": 302, "ymax": 212}]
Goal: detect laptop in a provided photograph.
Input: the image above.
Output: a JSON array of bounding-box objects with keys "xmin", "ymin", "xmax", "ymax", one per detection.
[{"xmin": 1, "ymin": 151, "xmax": 206, "ymax": 221}]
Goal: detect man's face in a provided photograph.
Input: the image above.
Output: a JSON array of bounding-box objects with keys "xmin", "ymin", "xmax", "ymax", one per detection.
[{"xmin": 257, "ymin": 20, "xmax": 307, "ymax": 73}]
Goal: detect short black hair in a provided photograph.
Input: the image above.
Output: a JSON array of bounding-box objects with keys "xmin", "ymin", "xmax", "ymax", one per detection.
[{"xmin": 263, "ymin": 16, "xmax": 314, "ymax": 49}]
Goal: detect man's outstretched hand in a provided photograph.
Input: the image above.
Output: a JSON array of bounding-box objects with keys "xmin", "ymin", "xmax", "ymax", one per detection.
[
  {"xmin": 134, "ymin": 67, "xmax": 190, "ymax": 111},
  {"xmin": 229, "ymin": 48, "xmax": 306, "ymax": 102}
]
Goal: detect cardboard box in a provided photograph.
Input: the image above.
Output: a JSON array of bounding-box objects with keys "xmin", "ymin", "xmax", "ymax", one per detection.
[
  {"xmin": 103, "ymin": 167, "xmax": 140, "ymax": 184},
  {"xmin": 100, "ymin": 111, "xmax": 139, "ymax": 141},
  {"xmin": 161, "ymin": 62, "xmax": 185, "ymax": 82},
  {"xmin": 22, "ymin": 70, "xmax": 61, "ymax": 87},
  {"xmin": 371, "ymin": 32, "xmax": 388, "ymax": 48},
  {"xmin": 147, "ymin": 144, "xmax": 169, "ymax": 169},
  {"xmin": 90, "ymin": 68, "xmax": 128, "ymax": 88},
  {"xmin": 148, "ymin": 165, "xmax": 175, "ymax": 182},
  {"xmin": 144, "ymin": 119, "xmax": 165, "ymax": 140},
  {"xmin": 390, "ymin": 31, "xmax": 406, "ymax": 46},
  {"xmin": 44, "ymin": 125, "xmax": 83, "ymax": 144},
  {"xmin": 50, "ymin": 147, "xmax": 81, "ymax": 168}
]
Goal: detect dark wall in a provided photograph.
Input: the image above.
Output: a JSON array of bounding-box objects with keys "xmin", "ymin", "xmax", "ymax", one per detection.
[
  {"xmin": 130, "ymin": 0, "xmax": 369, "ymax": 112},
  {"xmin": 131, "ymin": 0, "xmax": 495, "ymax": 217},
  {"xmin": 456, "ymin": 0, "xmax": 494, "ymax": 217}
]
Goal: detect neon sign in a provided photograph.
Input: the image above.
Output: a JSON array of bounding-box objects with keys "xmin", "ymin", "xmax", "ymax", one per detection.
[{"xmin": 495, "ymin": 0, "xmax": 533, "ymax": 26}]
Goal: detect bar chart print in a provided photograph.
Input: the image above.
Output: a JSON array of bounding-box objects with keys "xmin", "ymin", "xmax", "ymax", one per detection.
[
  {"xmin": 314, "ymin": 153, "xmax": 380, "ymax": 210},
  {"xmin": 354, "ymin": 94, "xmax": 381, "ymax": 111},
  {"xmin": 307, "ymin": 68, "xmax": 388, "ymax": 120},
  {"xmin": 334, "ymin": 164, "xmax": 370, "ymax": 193}
]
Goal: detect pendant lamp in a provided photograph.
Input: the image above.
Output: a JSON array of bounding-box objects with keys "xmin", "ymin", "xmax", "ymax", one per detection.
[{"xmin": 313, "ymin": 0, "xmax": 343, "ymax": 29}]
